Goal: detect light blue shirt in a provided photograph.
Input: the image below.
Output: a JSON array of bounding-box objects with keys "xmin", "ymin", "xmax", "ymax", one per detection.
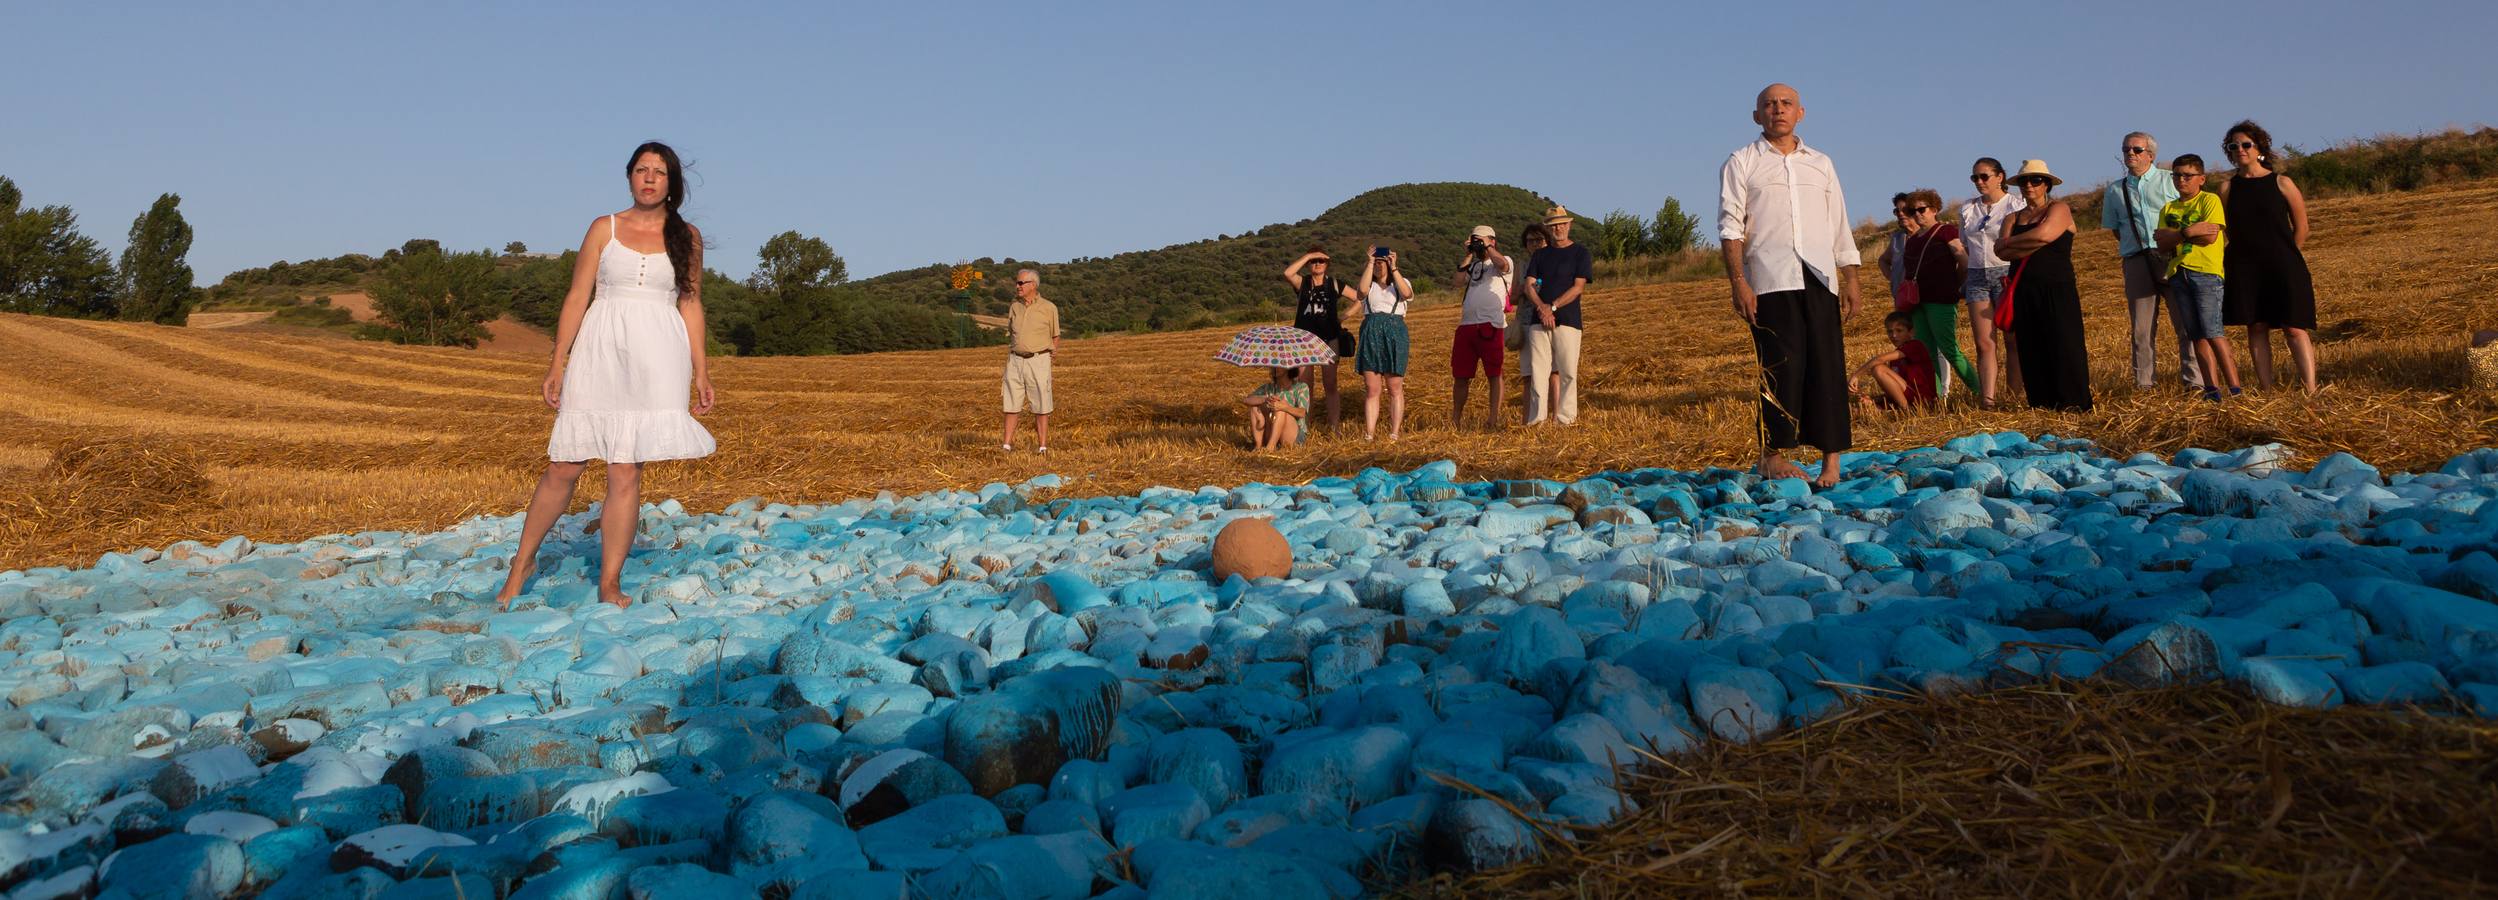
[{"xmin": 2101, "ymin": 168, "xmax": 2177, "ymax": 258}]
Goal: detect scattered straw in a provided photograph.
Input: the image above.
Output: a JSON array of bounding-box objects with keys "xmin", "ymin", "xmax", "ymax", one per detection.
[{"xmin": 1404, "ymin": 681, "xmax": 2498, "ymax": 899}]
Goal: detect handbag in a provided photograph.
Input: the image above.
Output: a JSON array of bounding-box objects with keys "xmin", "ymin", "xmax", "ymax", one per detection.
[{"xmin": 1994, "ymin": 257, "xmax": 2028, "ymax": 332}]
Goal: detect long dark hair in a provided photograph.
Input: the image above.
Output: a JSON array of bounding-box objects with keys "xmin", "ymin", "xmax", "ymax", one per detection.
[
  {"xmin": 628, "ymin": 141, "xmax": 696, "ymax": 293},
  {"xmin": 2225, "ymin": 120, "xmax": 2279, "ymax": 173}
]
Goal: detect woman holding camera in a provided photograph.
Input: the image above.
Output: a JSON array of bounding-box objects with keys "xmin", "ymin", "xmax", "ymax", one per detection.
[{"xmin": 1356, "ymin": 247, "xmax": 1413, "ymax": 441}]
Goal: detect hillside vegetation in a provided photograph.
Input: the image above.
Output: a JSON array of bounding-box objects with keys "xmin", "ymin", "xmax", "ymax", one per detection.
[{"xmin": 850, "ymin": 183, "xmax": 1582, "ymax": 335}]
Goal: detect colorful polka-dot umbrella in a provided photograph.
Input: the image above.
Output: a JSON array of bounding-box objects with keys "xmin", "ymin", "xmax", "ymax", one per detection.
[{"xmin": 1213, "ymin": 325, "xmax": 1337, "ymax": 369}]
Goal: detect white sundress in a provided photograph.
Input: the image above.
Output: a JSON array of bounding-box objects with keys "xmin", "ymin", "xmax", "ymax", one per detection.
[{"xmin": 545, "ymin": 215, "xmax": 716, "ymax": 463}]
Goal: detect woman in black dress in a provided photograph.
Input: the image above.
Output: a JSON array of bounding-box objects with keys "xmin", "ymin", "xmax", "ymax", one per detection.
[
  {"xmin": 2218, "ymin": 120, "xmax": 2319, "ymax": 395},
  {"xmin": 1993, "ymin": 160, "xmax": 2093, "ymax": 412}
]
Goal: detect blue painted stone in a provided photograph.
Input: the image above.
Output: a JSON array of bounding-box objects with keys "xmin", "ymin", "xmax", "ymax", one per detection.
[
  {"xmin": 1031, "ymin": 570, "xmax": 1110, "ymax": 614},
  {"xmin": 725, "ymin": 790, "xmax": 866, "ymax": 881},
  {"xmin": 601, "ymin": 789, "xmax": 729, "ymax": 849},
  {"xmin": 382, "ymin": 873, "xmax": 502, "ymax": 900},
  {"xmin": 1144, "ymin": 846, "xmax": 1333, "ymax": 898},
  {"xmin": 624, "ymin": 863, "xmax": 756, "ymax": 900},
  {"xmin": 1100, "ymin": 783, "xmax": 1212, "ymax": 847},
  {"xmin": 1146, "ymin": 728, "xmax": 1248, "ymax": 812},
  {"xmin": 2239, "ymin": 658, "xmax": 2342, "ymax": 708},
  {"xmin": 1685, "ymin": 664, "xmax": 1787, "ymax": 742},
  {"xmin": 835, "ymin": 748, "xmax": 972, "ymax": 828},
  {"xmin": 920, "ymin": 832, "xmax": 1117, "ymax": 900},
  {"xmin": 2333, "ymin": 662, "xmax": 2453, "ymax": 705},
  {"xmin": 789, "ymin": 869, "xmax": 910, "ymax": 899},
  {"xmin": 97, "ymin": 833, "xmax": 244, "ymax": 900},
  {"xmin": 1020, "ymin": 798, "xmax": 1101, "ymax": 836},
  {"xmin": 1257, "ymin": 726, "xmax": 1412, "ymax": 809},
  {"xmin": 944, "ymin": 666, "xmax": 1122, "ymax": 796},
  {"xmin": 1423, "ymin": 797, "xmax": 1539, "ymax": 871},
  {"xmin": 855, "ymin": 794, "xmax": 1006, "ymax": 873}
]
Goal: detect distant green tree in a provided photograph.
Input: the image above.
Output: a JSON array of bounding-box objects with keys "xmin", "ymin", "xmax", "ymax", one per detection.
[
  {"xmin": 1594, "ymin": 209, "xmax": 1650, "ymax": 260},
  {"xmin": 0, "ymin": 177, "xmax": 120, "ymax": 318},
  {"xmin": 117, "ymin": 193, "xmax": 197, "ymax": 325},
  {"xmin": 504, "ymin": 241, "xmax": 528, "ymax": 255},
  {"xmin": 399, "ymin": 239, "xmax": 442, "ymax": 257},
  {"xmin": 368, "ymin": 245, "xmax": 499, "ymax": 347},
  {"xmin": 1651, "ymin": 196, "xmax": 1702, "ymax": 252},
  {"xmin": 497, "ymin": 252, "xmax": 576, "ymax": 330},
  {"xmin": 748, "ymin": 231, "xmax": 847, "ymax": 295}
]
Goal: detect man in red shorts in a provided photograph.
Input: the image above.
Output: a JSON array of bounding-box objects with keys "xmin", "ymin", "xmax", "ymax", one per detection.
[{"xmin": 1448, "ymin": 224, "xmax": 1513, "ymax": 430}]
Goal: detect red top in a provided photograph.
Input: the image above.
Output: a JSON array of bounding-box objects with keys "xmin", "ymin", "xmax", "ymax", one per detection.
[
  {"xmin": 1890, "ymin": 339, "xmax": 1937, "ymax": 404},
  {"xmin": 1903, "ymin": 224, "xmax": 1961, "ymax": 305}
]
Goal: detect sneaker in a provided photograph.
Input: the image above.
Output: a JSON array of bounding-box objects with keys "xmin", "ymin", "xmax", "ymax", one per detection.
[
  {"xmin": 1001, "ymin": 443, "xmax": 1014, "ymax": 452},
  {"xmin": 1036, "ymin": 446, "xmax": 1048, "ymax": 454}
]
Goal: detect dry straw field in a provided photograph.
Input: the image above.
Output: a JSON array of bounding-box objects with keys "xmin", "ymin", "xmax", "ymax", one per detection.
[
  {"xmin": 1, "ymin": 181, "xmax": 2495, "ymax": 895},
  {"xmin": 3, "ymin": 180, "xmax": 2492, "ymax": 572}
]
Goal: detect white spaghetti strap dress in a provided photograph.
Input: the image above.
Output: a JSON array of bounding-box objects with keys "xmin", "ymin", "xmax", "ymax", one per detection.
[{"xmin": 546, "ymin": 215, "xmax": 716, "ymax": 463}]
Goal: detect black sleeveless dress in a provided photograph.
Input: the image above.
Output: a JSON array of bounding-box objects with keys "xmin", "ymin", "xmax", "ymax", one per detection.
[
  {"xmin": 2009, "ymin": 216, "xmax": 2093, "ymax": 412},
  {"xmin": 2221, "ymin": 172, "xmax": 2317, "ymax": 330}
]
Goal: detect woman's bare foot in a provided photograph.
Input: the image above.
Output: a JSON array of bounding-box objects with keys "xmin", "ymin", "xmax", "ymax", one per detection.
[
  {"xmin": 1756, "ymin": 455, "xmax": 1809, "ymax": 481},
  {"xmin": 598, "ymin": 584, "xmax": 632, "ymax": 609},
  {"xmin": 493, "ymin": 563, "xmax": 535, "ymax": 611}
]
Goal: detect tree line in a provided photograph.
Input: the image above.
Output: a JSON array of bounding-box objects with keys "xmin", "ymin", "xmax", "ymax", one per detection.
[{"xmin": 0, "ymin": 176, "xmax": 198, "ymax": 325}]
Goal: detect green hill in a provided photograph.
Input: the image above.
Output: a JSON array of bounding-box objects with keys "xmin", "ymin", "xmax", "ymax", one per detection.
[{"xmin": 850, "ymin": 182, "xmax": 1566, "ymax": 335}]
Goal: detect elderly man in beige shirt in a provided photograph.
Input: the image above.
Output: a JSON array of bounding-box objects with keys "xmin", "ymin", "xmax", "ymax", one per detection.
[{"xmin": 1001, "ymin": 268, "xmax": 1060, "ymax": 453}]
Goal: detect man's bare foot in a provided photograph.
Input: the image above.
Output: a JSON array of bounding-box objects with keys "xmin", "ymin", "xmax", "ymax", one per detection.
[
  {"xmin": 1756, "ymin": 456, "xmax": 1809, "ymax": 481},
  {"xmin": 493, "ymin": 564, "xmax": 535, "ymax": 611},
  {"xmin": 599, "ymin": 585, "xmax": 632, "ymax": 609}
]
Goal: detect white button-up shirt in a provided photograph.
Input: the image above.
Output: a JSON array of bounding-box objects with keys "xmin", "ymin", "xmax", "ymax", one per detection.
[{"xmin": 1717, "ymin": 138, "xmax": 1861, "ymax": 295}]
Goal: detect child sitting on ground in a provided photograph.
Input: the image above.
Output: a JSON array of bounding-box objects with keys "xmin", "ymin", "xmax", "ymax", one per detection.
[
  {"xmin": 1852, "ymin": 311, "xmax": 1938, "ymax": 414},
  {"xmin": 1240, "ymin": 366, "xmax": 1308, "ymax": 451}
]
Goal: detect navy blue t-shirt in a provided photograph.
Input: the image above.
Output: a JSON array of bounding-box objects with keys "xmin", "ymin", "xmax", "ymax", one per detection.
[{"xmin": 1525, "ymin": 243, "xmax": 1594, "ymax": 329}]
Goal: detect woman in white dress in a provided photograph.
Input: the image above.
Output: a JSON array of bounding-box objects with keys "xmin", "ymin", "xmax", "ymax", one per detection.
[{"xmin": 496, "ymin": 141, "xmax": 717, "ymax": 609}]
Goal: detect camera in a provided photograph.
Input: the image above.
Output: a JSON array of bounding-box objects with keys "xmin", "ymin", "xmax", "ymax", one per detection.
[
  {"xmin": 1466, "ymin": 237, "xmax": 1486, "ymax": 255},
  {"xmin": 1372, "ymin": 247, "xmax": 1392, "ymax": 259}
]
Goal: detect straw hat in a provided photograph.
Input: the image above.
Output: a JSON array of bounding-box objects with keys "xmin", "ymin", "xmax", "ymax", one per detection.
[
  {"xmin": 2011, "ymin": 159, "xmax": 2064, "ymax": 187},
  {"xmin": 1543, "ymin": 205, "xmax": 1575, "ymax": 225}
]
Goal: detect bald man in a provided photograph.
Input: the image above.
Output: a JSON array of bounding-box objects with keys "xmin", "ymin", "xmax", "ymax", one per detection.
[{"xmin": 1717, "ymin": 83, "xmax": 1862, "ymax": 489}]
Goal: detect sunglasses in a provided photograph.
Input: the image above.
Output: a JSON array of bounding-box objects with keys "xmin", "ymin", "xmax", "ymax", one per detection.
[
  {"xmin": 2017, "ymin": 177, "xmax": 2051, "ymax": 188},
  {"xmin": 2171, "ymin": 171, "xmax": 2204, "ymax": 181},
  {"xmin": 2225, "ymin": 140, "xmax": 2257, "ymax": 151},
  {"xmin": 2122, "ymin": 147, "xmax": 2152, "ymax": 156},
  {"xmin": 1893, "ymin": 205, "xmax": 1930, "ymax": 216},
  {"xmin": 1015, "ymin": 279, "xmax": 1036, "ymax": 285},
  {"xmin": 1969, "ymin": 173, "xmax": 1996, "ymax": 183}
]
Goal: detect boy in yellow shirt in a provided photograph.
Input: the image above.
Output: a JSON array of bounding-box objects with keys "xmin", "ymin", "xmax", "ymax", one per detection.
[{"xmin": 2156, "ymin": 154, "xmax": 2241, "ymax": 401}]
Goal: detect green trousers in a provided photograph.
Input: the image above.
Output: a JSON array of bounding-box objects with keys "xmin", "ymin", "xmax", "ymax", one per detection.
[{"xmin": 1908, "ymin": 302, "xmax": 1975, "ymax": 396}]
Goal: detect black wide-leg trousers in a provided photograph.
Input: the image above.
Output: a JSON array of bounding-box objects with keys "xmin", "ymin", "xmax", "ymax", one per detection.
[{"xmin": 1749, "ymin": 273, "xmax": 1851, "ymax": 452}]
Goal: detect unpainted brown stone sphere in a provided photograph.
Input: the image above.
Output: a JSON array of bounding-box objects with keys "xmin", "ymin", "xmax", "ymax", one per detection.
[{"xmin": 1212, "ymin": 517, "xmax": 1293, "ymax": 582}]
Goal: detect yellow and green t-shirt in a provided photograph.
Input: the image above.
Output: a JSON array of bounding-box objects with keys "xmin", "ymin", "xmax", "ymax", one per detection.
[{"xmin": 2160, "ymin": 191, "xmax": 2227, "ymax": 277}]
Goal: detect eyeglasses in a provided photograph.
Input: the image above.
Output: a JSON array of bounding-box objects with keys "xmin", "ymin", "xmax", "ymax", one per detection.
[
  {"xmin": 2122, "ymin": 147, "xmax": 2152, "ymax": 156},
  {"xmin": 2171, "ymin": 171, "xmax": 2203, "ymax": 181},
  {"xmin": 2225, "ymin": 140, "xmax": 2257, "ymax": 151}
]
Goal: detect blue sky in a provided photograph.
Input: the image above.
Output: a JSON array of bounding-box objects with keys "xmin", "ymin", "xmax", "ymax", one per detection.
[{"xmin": 8, "ymin": 1, "xmax": 2492, "ymax": 283}]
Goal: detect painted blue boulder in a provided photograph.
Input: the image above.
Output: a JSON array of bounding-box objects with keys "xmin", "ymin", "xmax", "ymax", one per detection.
[
  {"xmin": 2333, "ymin": 662, "xmax": 2454, "ymax": 706},
  {"xmin": 944, "ymin": 666, "xmax": 1123, "ymax": 796},
  {"xmin": 626, "ymin": 863, "xmax": 757, "ymax": 900},
  {"xmin": 1146, "ymin": 728, "xmax": 1248, "ymax": 812},
  {"xmin": 919, "ymin": 831, "xmax": 1118, "ymax": 900},
  {"xmin": 98, "ymin": 833, "xmax": 245, "ymax": 900},
  {"xmin": 1100, "ymin": 783, "xmax": 1212, "ymax": 847},
  {"xmin": 724, "ymin": 790, "xmax": 868, "ymax": 885},
  {"xmin": 2237, "ymin": 658, "xmax": 2342, "ymax": 709},
  {"xmin": 1258, "ymin": 726, "xmax": 1413, "ymax": 810},
  {"xmin": 1685, "ymin": 663, "xmax": 1787, "ymax": 742}
]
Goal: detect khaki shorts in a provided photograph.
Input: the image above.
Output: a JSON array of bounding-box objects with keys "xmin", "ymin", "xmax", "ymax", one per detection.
[{"xmin": 1002, "ymin": 353, "xmax": 1053, "ymax": 414}]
